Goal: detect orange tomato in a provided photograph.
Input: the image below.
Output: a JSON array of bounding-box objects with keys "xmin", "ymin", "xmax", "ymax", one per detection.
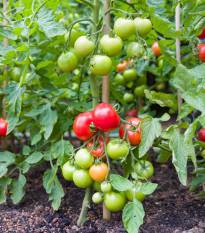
[
  {"xmin": 116, "ymin": 60, "xmax": 128, "ymax": 72},
  {"xmin": 89, "ymin": 162, "xmax": 108, "ymax": 182},
  {"xmin": 151, "ymin": 41, "xmax": 162, "ymax": 57}
]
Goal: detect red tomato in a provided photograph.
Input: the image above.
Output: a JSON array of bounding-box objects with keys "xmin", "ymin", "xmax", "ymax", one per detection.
[
  {"xmin": 151, "ymin": 41, "xmax": 162, "ymax": 57},
  {"xmin": 197, "ymin": 27, "xmax": 205, "ymax": 39},
  {"xmin": 73, "ymin": 112, "xmax": 98, "ymax": 141},
  {"xmin": 0, "ymin": 118, "xmax": 8, "ymax": 136},
  {"xmin": 92, "ymin": 103, "xmax": 121, "ymax": 132},
  {"xmin": 119, "ymin": 117, "xmax": 142, "ymax": 146},
  {"xmin": 197, "ymin": 43, "xmax": 205, "ymax": 50},
  {"xmin": 199, "ymin": 46, "xmax": 205, "ymax": 62},
  {"xmin": 198, "ymin": 128, "xmax": 205, "ymax": 142},
  {"xmin": 125, "ymin": 109, "xmax": 138, "ymax": 118},
  {"xmin": 87, "ymin": 135, "xmax": 110, "ymax": 159},
  {"xmin": 116, "ymin": 60, "xmax": 128, "ymax": 72}
]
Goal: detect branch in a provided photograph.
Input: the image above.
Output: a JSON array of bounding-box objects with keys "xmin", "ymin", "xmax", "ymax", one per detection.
[{"xmin": 78, "ymin": 0, "xmax": 94, "ymax": 9}]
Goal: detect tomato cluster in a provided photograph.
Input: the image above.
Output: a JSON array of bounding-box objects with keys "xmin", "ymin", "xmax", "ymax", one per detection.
[{"xmin": 62, "ymin": 102, "xmax": 154, "ymax": 212}]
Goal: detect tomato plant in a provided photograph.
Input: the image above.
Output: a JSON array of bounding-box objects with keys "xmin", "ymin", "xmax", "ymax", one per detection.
[
  {"xmin": 123, "ymin": 92, "xmax": 135, "ymax": 103},
  {"xmin": 125, "ymin": 181, "xmax": 146, "ymax": 202},
  {"xmin": 199, "ymin": 46, "xmax": 205, "ymax": 62}
]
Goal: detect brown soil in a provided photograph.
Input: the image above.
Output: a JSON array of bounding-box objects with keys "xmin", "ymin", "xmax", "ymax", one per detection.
[{"xmin": 0, "ymin": 154, "xmax": 204, "ymax": 233}]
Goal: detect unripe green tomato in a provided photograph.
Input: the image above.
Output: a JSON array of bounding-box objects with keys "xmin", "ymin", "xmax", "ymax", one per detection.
[
  {"xmin": 93, "ymin": 181, "xmax": 101, "ymax": 191},
  {"xmin": 75, "ymin": 148, "xmax": 94, "ymax": 169},
  {"xmin": 74, "ymin": 36, "xmax": 95, "ymax": 56},
  {"xmin": 100, "ymin": 35, "xmax": 123, "ymax": 57},
  {"xmin": 134, "ymin": 85, "xmax": 147, "ymax": 98},
  {"xmin": 158, "ymin": 58, "xmax": 164, "ymax": 69},
  {"xmin": 125, "ymin": 182, "xmax": 146, "ymax": 202},
  {"xmin": 115, "ymin": 73, "xmax": 126, "ymax": 86},
  {"xmin": 90, "ymin": 55, "xmax": 112, "ymax": 76},
  {"xmin": 107, "ymin": 138, "xmax": 129, "ymax": 160},
  {"xmin": 64, "ymin": 29, "xmax": 81, "ymax": 47},
  {"xmin": 123, "ymin": 69, "xmax": 137, "ymax": 82},
  {"xmin": 62, "ymin": 161, "xmax": 76, "ymax": 181},
  {"xmin": 134, "ymin": 18, "xmax": 152, "ymax": 37},
  {"xmin": 58, "ymin": 52, "xmax": 78, "ymax": 72},
  {"xmin": 101, "ymin": 182, "xmax": 112, "ymax": 193},
  {"xmin": 104, "ymin": 191, "xmax": 127, "ymax": 212},
  {"xmin": 10, "ymin": 67, "xmax": 21, "ymax": 82},
  {"xmin": 126, "ymin": 81, "xmax": 134, "ymax": 89},
  {"xmin": 126, "ymin": 42, "xmax": 145, "ymax": 59},
  {"xmin": 92, "ymin": 192, "xmax": 103, "ymax": 204},
  {"xmin": 69, "ymin": 48, "xmax": 82, "ymax": 62},
  {"xmin": 114, "ymin": 18, "xmax": 135, "ymax": 40},
  {"xmin": 123, "ymin": 92, "xmax": 135, "ymax": 103},
  {"xmin": 73, "ymin": 169, "xmax": 93, "ymax": 188},
  {"xmin": 135, "ymin": 160, "xmax": 154, "ymax": 179}
]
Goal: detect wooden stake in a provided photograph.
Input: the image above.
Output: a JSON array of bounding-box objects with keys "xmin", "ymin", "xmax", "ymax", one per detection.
[
  {"xmin": 3, "ymin": 0, "xmax": 8, "ymax": 151},
  {"xmin": 175, "ymin": 3, "xmax": 182, "ymax": 123},
  {"xmin": 102, "ymin": 0, "xmax": 111, "ymax": 221}
]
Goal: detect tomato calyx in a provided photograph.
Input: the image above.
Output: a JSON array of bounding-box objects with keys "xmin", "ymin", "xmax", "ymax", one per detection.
[{"xmin": 89, "ymin": 122, "xmax": 98, "ymax": 132}]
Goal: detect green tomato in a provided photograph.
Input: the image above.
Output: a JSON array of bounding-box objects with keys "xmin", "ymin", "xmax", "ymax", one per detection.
[
  {"xmin": 135, "ymin": 160, "xmax": 154, "ymax": 179},
  {"xmin": 123, "ymin": 69, "xmax": 137, "ymax": 82},
  {"xmin": 107, "ymin": 138, "xmax": 129, "ymax": 160},
  {"xmin": 126, "ymin": 42, "xmax": 145, "ymax": 59},
  {"xmin": 126, "ymin": 81, "xmax": 134, "ymax": 89},
  {"xmin": 93, "ymin": 181, "xmax": 101, "ymax": 191},
  {"xmin": 115, "ymin": 73, "xmax": 126, "ymax": 86},
  {"xmin": 158, "ymin": 58, "xmax": 164, "ymax": 69},
  {"xmin": 92, "ymin": 192, "xmax": 103, "ymax": 204},
  {"xmin": 58, "ymin": 52, "xmax": 78, "ymax": 72},
  {"xmin": 75, "ymin": 148, "xmax": 94, "ymax": 169},
  {"xmin": 69, "ymin": 48, "xmax": 82, "ymax": 62},
  {"xmin": 134, "ymin": 18, "xmax": 152, "ymax": 37},
  {"xmin": 123, "ymin": 92, "xmax": 135, "ymax": 103},
  {"xmin": 10, "ymin": 67, "xmax": 21, "ymax": 82},
  {"xmin": 134, "ymin": 85, "xmax": 147, "ymax": 98},
  {"xmin": 90, "ymin": 55, "xmax": 112, "ymax": 76},
  {"xmin": 104, "ymin": 191, "xmax": 126, "ymax": 212},
  {"xmin": 114, "ymin": 18, "xmax": 135, "ymax": 40},
  {"xmin": 125, "ymin": 181, "xmax": 146, "ymax": 202},
  {"xmin": 74, "ymin": 36, "xmax": 95, "ymax": 56},
  {"xmin": 101, "ymin": 182, "xmax": 112, "ymax": 193},
  {"xmin": 73, "ymin": 169, "xmax": 93, "ymax": 188},
  {"xmin": 64, "ymin": 29, "xmax": 81, "ymax": 47},
  {"xmin": 62, "ymin": 161, "xmax": 76, "ymax": 181},
  {"xmin": 100, "ymin": 35, "xmax": 123, "ymax": 57}
]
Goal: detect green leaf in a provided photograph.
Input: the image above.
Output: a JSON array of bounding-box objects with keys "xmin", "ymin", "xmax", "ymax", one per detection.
[
  {"xmin": 122, "ymin": 200, "xmax": 145, "ymax": 233},
  {"xmin": 198, "ymin": 115, "xmax": 205, "ymax": 128},
  {"xmin": 36, "ymin": 6, "xmax": 67, "ymax": 38},
  {"xmin": 122, "ymin": 153, "xmax": 132, "ymax": 178},
  {"xmin": 110, "ymin": 174, "xmax": 133, "ymax": 191},
  {"xmin": 10, "ymin": 174, "xmax": 26, "ymax": 204},
  {"xmin": 184, "ymin": 119, "xmax": 198, "ymax": 144},
  {"xmin": 160, "ymin": 113, "xmax": 170, "ymax": 121},
  {"xmin": 0, "ymin": 28, "xmax": 17, "ymax": 40},
  {"xmin": 183, "ymin": 92, "xmax": 205, "ymax": 115},
  {"xmin": 31, "ymin": 133, "xmax": 42, "ymax": 145},
  {"xmin": 36, "ymin": 60, "xmax": 53, "ymax": 70},
  {"xmin": 0, "ymin": 152, "xmax": 16, "ymax": 178},
  {"xmin": 139, "ymin": 182, "xmax": 158, "ymax": 195},
  {"xmin": 139, "ymin": 116, "xmax": 162, "ymax": 158},
  {"xmin": 177, "ymin": 102, "xmax": 193, "ymax": 121},
  {"xmin": 156, "ymin": 149, "xmax": 172, "ymax": 163},
  {"xmin": 26, "ymin": 152, "xmax": 43, "ymax": 164},
  {"xmin": 19, "ymin": 161, "xmax": 30, "ymax": 174},
  {"xmin": 23, "ymin": 145, "xmax": 31, "ymax": 155},
  {"xmin": 0, "ymin": 177, "xmax": 11, "ymax": 204},
  {"xmin": 189, "ymin": 168, "xmax": 205, "ymax": 193},
  {"xmin": 190, "ymin": 2, "xmax": 205, "ymax": 14}
]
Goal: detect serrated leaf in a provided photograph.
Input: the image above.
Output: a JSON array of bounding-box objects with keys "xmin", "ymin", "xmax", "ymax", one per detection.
[
  {"xmin": 26, "ymin": 152, "xmax": 43, "ymax": 164},
  {"xmin": 177, "ymin": 102, "xmax": 193, "ymax": 121},
  {"xmin": 139, "ymin": 182, "xmax": 158, "ymax": 195},
  {"xmin": 10, "ymin": 174, "xmax": 26, "ymax": 204},
  {"xmin": 19, "ymin": 161, "xmax": 30, "ymax": 174},
  {"xmin": 31, "ymin": 133, "xmax": 42, "ymax": 145},
  {"xmin": 0, "ymin": 177, "xmax": 11, "ymax": 204},
  {"xmin": 139, "ymin": 116, "xmax": 161, "ymax": 158},
  {"xmin": 189, "ymin": 168, "xmax": 205, "ymax": 193},
  {"xmin": 122, "ymin": 200, "xmax": 145, "ymax": 233},
  {"xmin": 0, "ymin": 152, "xmax": 16, "ymax": 178},
  {"xmin": 110, "ymin": 174, "xmax": 133, "ymax": 191},
  {"xmin": 160, "ymin": 113, "xmax": 170, "ymax": 121},
  {"xmin": 184, "ymin": 119, "xmax": 198, "ymax": 144}
]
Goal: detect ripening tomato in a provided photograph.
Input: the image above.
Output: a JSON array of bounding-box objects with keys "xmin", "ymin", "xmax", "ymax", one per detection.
[
  {"xmin": 75, "ymin": 148, "xmax": 94, "ymax": 169},
  {"xmin": 114, "ymin": 18, "xmax": 135, "ymax": 40},
  {"xmin": 135, "ymin": 160, "xmax": 154, "ymax": 179},
  {"xmin": 0, "ymin": 118, "xmax": 8, "ymax": 136},
  {"xmin": 119, "ymin": 117, "xmax": 142, "ymax": 146},
  {"xmin": 64, "ymin": 29, "xmax": 81, "ymax": 47},
  {"xmin": 126, "ymin": 42, "xmax": 145, "ymax": 59},
  {"xmin": 198, "ymin": 128, "xmax": 205, "ymax": 142},
  {"xmin": 115, "ymin": 73, "xmax": 126, "ymax": 86},
  {"xmin": 73, "ymin": 111, "xmax": 98, "ymax": 141},
  {"xmin": 58, "ymin": 51, "xmax": 78, "ymax": 72},
  {"xmin": 74, "ymin": 36, "xmax": 95, "ymax": 56},
  {"xmin": 100, "ymin": 35, "xmax": 123, "ymax": 57},
  {"xmin": 116, "ymin": 60, "xmax": 128, "ymax": 72},
  {"xmin": 123, "ymin": 69, "xmax": 137, "ymax": 82},
  {"xmin": 92, "ymin": 103, "xmax": 120, "ymax": 132},
  {"xmin": 92, "ymin": 192, "xmax": 103, "ymax": 204},
  {"xmin": 104, "ymin": 191, "xmax": 126, "ymax": 212},
  {"xmin": 134, "ymin": 18, "xmax": 152, "ymax": 37},
  {"xmin": 152, "ymin": 41, "xmax": 162, "ymax": 57},
  {"xmin": 197, "ymin": 27, "xmax": 205, "ymax": 39},
  {"xmin": 89, "ymin": 162, "xmax": 108, "ymax": 182},
  {"xmin": 125, "ymin": 181, "xmax": 146, "ymax": 202},
  {"xmin": 62, "ymin": 161, "xmax": 76, "ymax": 181},
  {"xmin": 87, "ymin": 135, "xmax": 110, "ymax": 159},
  {"xmin": 107, "ymin": 138, "xmax": 129, "ymax": 160},
  {"xmin": 73, "ymin": 169, "xmax": 93, "ymax": 188},
  {"xmin": 90, "ymin": 55, "xmax": 112, "ymax": 76},
  {"xmin": 199, "ymin": 45, "xmax": 205, "ymax": 62},
  {"xmin": 125, "ymin": 109, "xmax": 138, "ymax": 118}
]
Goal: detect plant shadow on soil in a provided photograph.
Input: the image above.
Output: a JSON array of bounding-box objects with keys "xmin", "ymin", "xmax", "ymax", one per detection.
[{"xmin": 0, "ymin": 140, "xmax": 204, "ymax": 233}]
